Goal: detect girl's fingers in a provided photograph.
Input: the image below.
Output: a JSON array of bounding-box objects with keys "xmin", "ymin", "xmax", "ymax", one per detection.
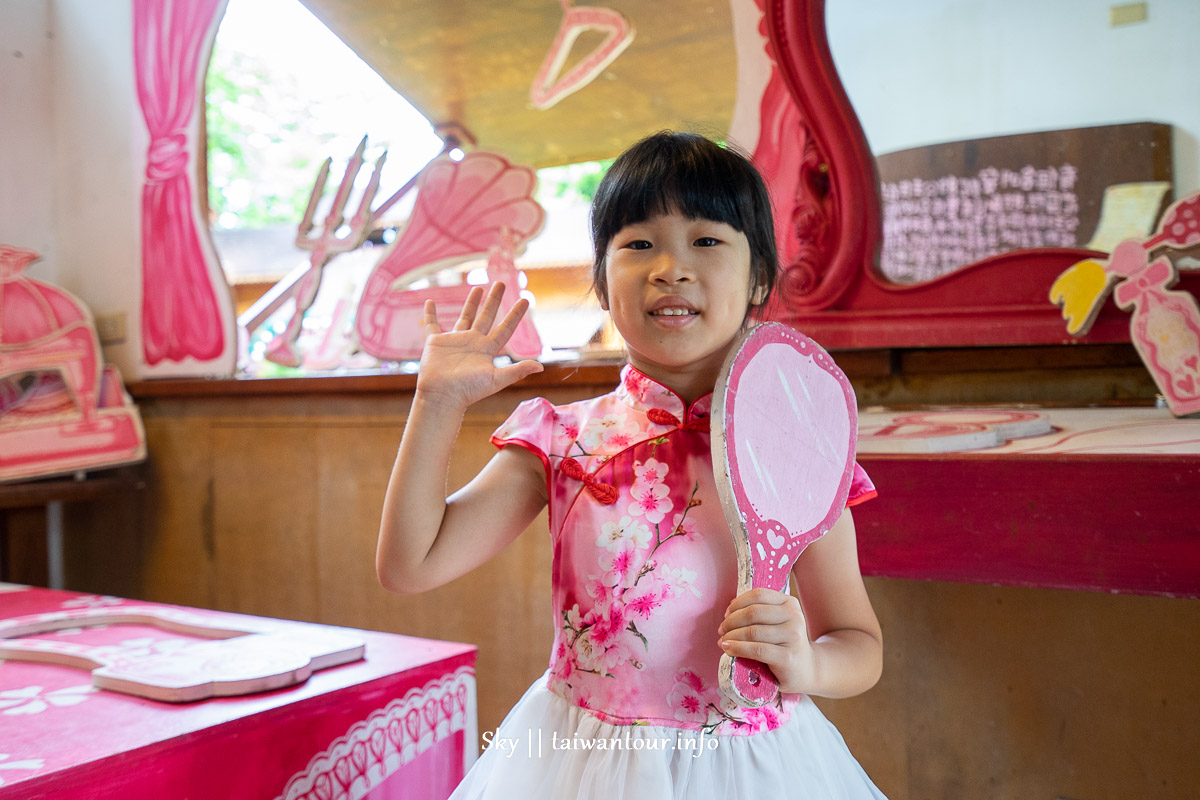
[
  {"xmin": 423, "ymin": 299, "xmax": 442, "ymax": 336},
  {"xmin": 717, "ymin": 619, "xmax": 794, "ymax": 646},
  {"xmin": 454, "ymin": 286, "xmax": 485, "ymax": 332},
  {"xmin": 490, "ymin": 297, "xmax": 531, "ymax": 347},
  {"xmin": 471, "ymin": 282, "xmax": 505, "ymax": 333},
  {"xmin": 717, "ymin": 638, "xmax": 791, "ymax": 665},
  {"xmin": 725, "ymin": 587, "xmax": 791, "ymax": 614},
  {"xmin": 495, "ymin": 358, "xmax": 544, "ymax": 389},
  {"xmin": 718, "ymin": 595, "xmax": 803, "ymax": 637}
]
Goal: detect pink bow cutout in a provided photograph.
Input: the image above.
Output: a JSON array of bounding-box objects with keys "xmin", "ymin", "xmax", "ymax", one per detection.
[{"xmin": 1113, "ymin": 257, "xmax": 1175, "ymax": 309}]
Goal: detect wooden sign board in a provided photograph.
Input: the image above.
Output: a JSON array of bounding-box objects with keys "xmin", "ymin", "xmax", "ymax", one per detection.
[{"xmin": 876, "ymin": 122, "xmax": 1173, "ymax": 284}]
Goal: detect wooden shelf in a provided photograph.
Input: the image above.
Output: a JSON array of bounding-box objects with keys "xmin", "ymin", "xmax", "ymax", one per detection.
[{"xmin": 0, "ymin": 469, "xmax": 145, "ymax": 511}]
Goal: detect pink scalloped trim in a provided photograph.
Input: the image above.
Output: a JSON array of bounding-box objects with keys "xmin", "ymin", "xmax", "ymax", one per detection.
[{"xmin": 275, "ymin": 666, "xmax": 475, "ymax": 800}]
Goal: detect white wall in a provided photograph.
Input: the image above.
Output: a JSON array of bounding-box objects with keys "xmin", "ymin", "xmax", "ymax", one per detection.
[
  {"xmin": 828, "ymin": 0, "xmax": 1200, "ymax": 196},
  {"xmin": 1, "ymin": 1, "xmax": 153, "ymax": 378},
  {"xmin": 52, "ymin": 0, "xmax": 144, "ymax": 376},
  {"xmin": 1, "ymin": 1, "xmax": 58, "ymax": 280}
]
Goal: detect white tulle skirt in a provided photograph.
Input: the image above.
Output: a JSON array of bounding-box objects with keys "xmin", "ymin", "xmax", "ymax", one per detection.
[{"xmin": 451, "ymin": 674, "xmax": 887, "ymax": 799}]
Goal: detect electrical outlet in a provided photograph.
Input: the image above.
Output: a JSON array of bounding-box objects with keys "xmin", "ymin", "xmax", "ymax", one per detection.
[
  {"xmin": 95, "ymin": 312, "xmax": 127, "ymax": 344},
  {"xmin": 1110, "ymin": 2, "xmax": 1147, "ymax": 26}
]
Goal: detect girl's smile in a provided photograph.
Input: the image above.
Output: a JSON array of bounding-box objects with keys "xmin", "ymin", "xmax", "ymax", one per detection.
[{"xmin": 603, "ymin": 210, "xmax": 758, "ymax": 401}]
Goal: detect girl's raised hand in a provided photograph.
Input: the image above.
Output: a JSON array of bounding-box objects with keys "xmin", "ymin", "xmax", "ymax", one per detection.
[{"xmin": 416, "ymin": 282, "xmax": 544, "ymax": 409}]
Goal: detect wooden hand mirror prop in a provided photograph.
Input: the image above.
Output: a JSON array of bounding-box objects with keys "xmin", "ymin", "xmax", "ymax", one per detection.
[{"xmin": 712, "ymin": 322, "xmax": 858, "ymax": 707}]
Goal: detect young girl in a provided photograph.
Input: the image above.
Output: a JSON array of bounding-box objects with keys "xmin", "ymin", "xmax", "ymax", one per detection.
[{"xmin": 378, "ymin": 131, "xmax": 887, "ymax": 798}]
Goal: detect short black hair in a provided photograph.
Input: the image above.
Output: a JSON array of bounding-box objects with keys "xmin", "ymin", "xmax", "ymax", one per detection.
[{"xmin": 590, "ymin": 131, "xmax": 778, "ymax": 309}]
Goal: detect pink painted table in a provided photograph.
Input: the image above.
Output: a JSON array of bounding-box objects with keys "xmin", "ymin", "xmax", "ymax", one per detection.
[{"xmin": 0, "ymin": 585, "xmax": 476, "ymax": 799}]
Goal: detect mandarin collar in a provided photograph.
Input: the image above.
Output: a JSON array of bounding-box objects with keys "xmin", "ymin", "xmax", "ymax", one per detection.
[{"xmin": 616, "ymin": 365, "xmax": 713, "ymax": 423}]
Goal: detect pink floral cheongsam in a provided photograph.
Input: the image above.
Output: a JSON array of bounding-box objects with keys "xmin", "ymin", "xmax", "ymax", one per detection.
[{"xmin": 491, "ymin": 365, "xmax": 876, "ymax": 738}]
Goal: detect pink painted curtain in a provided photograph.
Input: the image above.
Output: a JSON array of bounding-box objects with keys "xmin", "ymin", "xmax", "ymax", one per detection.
[{"xmin": 133, "ymin": 0, "xmax": 227, "ymax": 365}]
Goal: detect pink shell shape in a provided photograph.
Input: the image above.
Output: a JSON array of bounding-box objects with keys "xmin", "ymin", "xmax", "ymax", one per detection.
[{"xmin": 355, "ymin": 152, "xmax": 545, "ymax": 358}]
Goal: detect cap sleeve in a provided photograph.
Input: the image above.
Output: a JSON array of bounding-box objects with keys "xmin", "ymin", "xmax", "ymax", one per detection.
[
  {"xmin": 491, "ymin": 397, "xmax": 555, "ymax": 478},
  {"xmin": 845, "ymin": 461, "xmax": 877, "ymax": 507}
]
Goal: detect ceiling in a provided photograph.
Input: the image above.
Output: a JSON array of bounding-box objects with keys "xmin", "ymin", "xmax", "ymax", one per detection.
[{"xmin": 299, "ymin": 0, "xmax": 739, "ymax": 168}]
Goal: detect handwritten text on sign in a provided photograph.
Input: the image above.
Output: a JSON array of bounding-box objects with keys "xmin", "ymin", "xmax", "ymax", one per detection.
[{"xmin": 881, "ymin": 165, "xmax": 1081, "ymax": 283}]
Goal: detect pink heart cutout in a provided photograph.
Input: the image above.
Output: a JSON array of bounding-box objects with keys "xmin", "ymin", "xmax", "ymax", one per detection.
[
  {"xmin": 456, "ymin": 684, "xmax": 468, "ymax": 712},
  {"xmin": 369, "ymin": 729, "xmax": 387, "ymax": 763},
  {"xmin": 350, "ymin": 741, "xmax": 367, "ymax": 775},
  {"xmin": 386, "ymin": 719, "xmax": 404, "ymax": 749},
  {"xmin": 333, "ymin": 757, "xmax": 352, "ymax": 789},
  {"xmin": 423, "ymin": 699, "xmax": 438, "ymax": 729},
  {"xmin": 405, "ymin": 709, "xmax": 421, "ymax": 740}
]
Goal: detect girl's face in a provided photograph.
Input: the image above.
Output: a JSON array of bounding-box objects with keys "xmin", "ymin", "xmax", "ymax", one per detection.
[{"xmin": 603, "ymin": 209, "xmax": 758, "ymax": 399}]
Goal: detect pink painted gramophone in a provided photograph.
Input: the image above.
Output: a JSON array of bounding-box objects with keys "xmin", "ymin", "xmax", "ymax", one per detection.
[{"xmin": 0, "ymin": 245, "xmax": 146, "ymax": 482}]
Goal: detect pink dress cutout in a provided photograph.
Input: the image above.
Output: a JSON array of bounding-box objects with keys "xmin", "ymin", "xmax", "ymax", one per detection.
[{"xmin": 450, "ymin": 366, "xmax": 886, "ymax": 799}]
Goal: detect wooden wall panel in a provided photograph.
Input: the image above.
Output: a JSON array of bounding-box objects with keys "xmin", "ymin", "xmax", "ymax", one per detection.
[
  {"xmin": 311, "ymin": 422, "xmax": 406, "ymax": 627},
  {"xmin": 138, "ymin": 410, "xmax": 218, "ymax": 608},
  {"xmin": 210, "ymin": 425, "xmax": 320, "ymax": 619},
  {"xmin": 818, "ymin": 579, "xmax": 1200, "ymax": 800}
]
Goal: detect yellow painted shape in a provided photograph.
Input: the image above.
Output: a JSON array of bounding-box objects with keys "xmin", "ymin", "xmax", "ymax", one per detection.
[{"xmin": 1050, "ymin": 260, "xmax": 1115, "ymax": 336}]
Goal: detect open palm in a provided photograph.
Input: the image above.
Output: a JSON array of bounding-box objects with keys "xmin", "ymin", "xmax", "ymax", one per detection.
[{"xmin": 416, "ymin": 283, "xmax": 544, "ymax": 408}]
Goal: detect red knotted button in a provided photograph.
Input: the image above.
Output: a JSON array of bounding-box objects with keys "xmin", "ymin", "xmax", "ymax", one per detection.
[{"xmin": 560, "ymin": 457, "xmax": 618, "ymax": 504}]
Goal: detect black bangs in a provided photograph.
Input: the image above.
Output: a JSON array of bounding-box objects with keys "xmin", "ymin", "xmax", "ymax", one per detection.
[{"xmin": 589, "ymin": 131, "xmax": 778, "ymax": 307}]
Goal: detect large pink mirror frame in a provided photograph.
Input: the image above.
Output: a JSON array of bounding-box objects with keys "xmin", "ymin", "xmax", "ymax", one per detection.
[{"xmin": 758, "ymin": 0, "xmax": 1197, "ymax": 350}]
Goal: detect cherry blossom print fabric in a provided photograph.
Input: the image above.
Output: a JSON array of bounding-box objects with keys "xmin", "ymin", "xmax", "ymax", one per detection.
[{"xmin": 491, "ymin": 365, "xmax": 876, "ymax": 737}]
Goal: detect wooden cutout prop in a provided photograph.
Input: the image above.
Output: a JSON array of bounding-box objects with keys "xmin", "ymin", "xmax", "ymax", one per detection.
[
  {"xmin": 134, "ymin": 0, "xmax": 235, "ymax": 375},
  {"xmin": 711, "ymin": 322, "xmax": 856, "ymax": 707},
  {"xmin": 265, "ymin": 136, "xmax": 387, "ymax": 367},
  {"xmin": 1051, "ymin": 192, "xmax": 1200, "ymax": 416},
  {"xmin": 355, "ymin": 152, "xmax": 546, "ymax": 362},
  {"xmin": 0, "ymin": 606, "xmax": 364, "ymax": 703},
  {"xmin": 0, "ymin": 245, "xmax": 147, "ymax": 482},
  {"xmin": 857, "ymin": 409, "xmax": 1051, "ymax": 454},
  {"xmin": 529, "ymin": 0, "xmax": 635, "ymax": 110}
]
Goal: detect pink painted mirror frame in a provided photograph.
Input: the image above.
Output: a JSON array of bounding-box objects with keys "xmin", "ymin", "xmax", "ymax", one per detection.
[
  {"xmin": 711, "ymin": 322, "xmax": 857, "ymax": 707},
  {"xmin": 756, "ymin": 0, "xmax": 1196, "ymax": 349}
]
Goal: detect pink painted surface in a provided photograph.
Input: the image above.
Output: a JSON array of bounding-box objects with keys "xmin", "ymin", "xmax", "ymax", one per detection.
[
  {"xmin": 858, "ymin": 409, "xmax": 1051, "ymax": 454},
  {"xmin": 0, "ymin": 586, "xmax": 476, "ymax": 800},
  {"xmin": 355, "ymin": 153, "xmax": 545, "ymax": 362},
  {"xmin": 133, "ymin": 0, "xmax": 232, "ymax": 369},
  {"xmin": 529, "ymin": 1, "xmax": 635, "ymax": 110},
  {"xmin": 854, "ymin": 406, "xmax": 1200, "ymax": 598},
  {"xmin": 0, "ymin": 246, "xmax": 146, "ymax": 482},
  {"xmin": 713, "ymin": 323, "xmax": 856, "ymax": 706}
]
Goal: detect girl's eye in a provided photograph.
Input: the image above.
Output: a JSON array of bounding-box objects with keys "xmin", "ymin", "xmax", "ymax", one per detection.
[
  {"xmin": 624, "ymin": 239, "xmax": 652, "ymax": 251},
  {"xmin": 694, "ymin": 237, "xmax": 720, "ymax": 247}
]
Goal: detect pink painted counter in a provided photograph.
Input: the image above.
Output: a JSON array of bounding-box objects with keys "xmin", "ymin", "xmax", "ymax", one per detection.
[
  {"xmin": 853, "ymin": 407, "xmax": 1200, "ymax": 598},
  {"xmin": 0, "ymin": 585, "xmax": 476, "ymax": 799}
]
